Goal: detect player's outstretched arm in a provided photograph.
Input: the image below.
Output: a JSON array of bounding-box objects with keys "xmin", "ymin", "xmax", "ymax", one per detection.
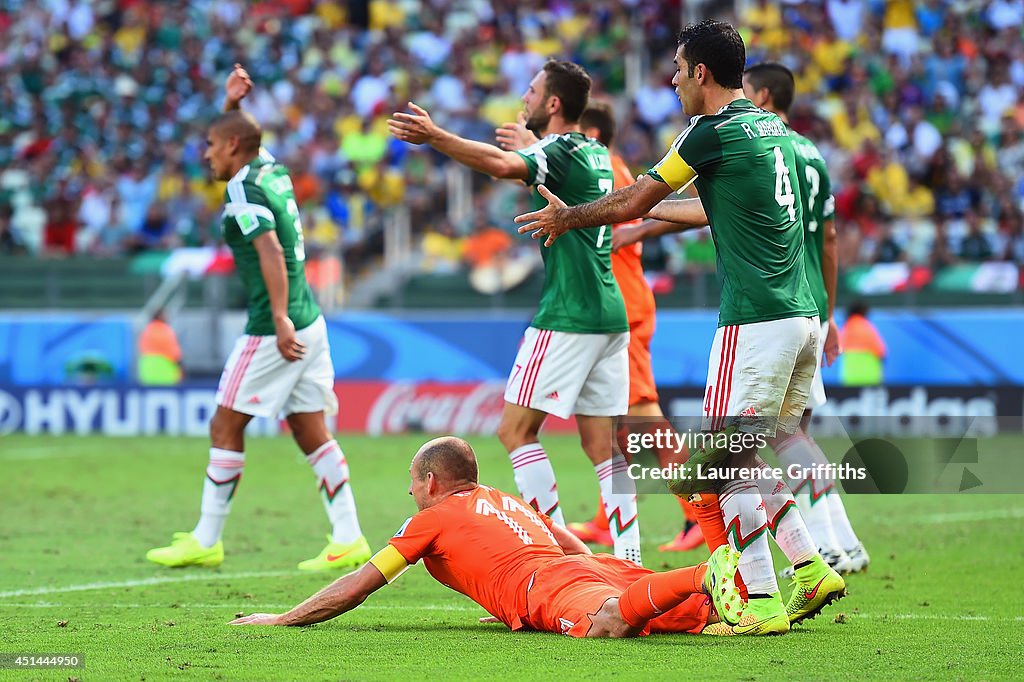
[
  {"xmin": 821, "ymin": 217, "xmax": 841, "ymax": 366},
  {"xmin": 646, "ymin": 197, "xmax": 708, "ymax": 227},
  {"xmin": 253, "ymin": 232, "xmax": 306, "ymax": 362},
  {"xmin": 612, "ymin": 219, "xmax": 699, "ymax": 253},
  {"xmin": 230, "ymin": 563, "xmax": 388, "ymax": 626},
  {"xmin": 495, "ymin": 112, "xmax": 539, "ymax": 152},
  {"xmin": 223, "ymin": 63, "xmax": 253, "ymax": 113},
  {"xmin": 388, "ymin": 102, "xmax": 529, "ymax": 180},
  {"xmin": 515, "ymin": 175, "xmax": 672, "ymax": 247}
]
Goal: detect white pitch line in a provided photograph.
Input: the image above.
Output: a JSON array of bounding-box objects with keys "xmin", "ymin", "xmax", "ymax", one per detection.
[
  {"xmin": 0, "ymin": 601, "xmax": 1018, "ymax": 623},
  {"xmin": 0, "ymin": 602, "xmax": 479, "ymax": 612},
  {"xmin": 0, "ymin": 570, "xmax": 295, "ymax": 599},
  {"xmin": 898, "ymin": 508, "xmax": 1024, "ymax": 525}
]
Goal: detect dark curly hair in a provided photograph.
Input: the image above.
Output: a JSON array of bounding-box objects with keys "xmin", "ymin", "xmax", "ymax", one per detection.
[{"xmin": 677, "ymin": 20, "xmax": 746, "ymax": 90}]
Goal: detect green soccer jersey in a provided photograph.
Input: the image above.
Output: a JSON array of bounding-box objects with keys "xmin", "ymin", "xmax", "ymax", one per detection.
[
  {"xmin": 516, "ymin": 132, "xmax": 627, "ymax": 334},
  {"xmin": 647, "ymin": 98, "xmax": 817, "ymax": 327},
  {"xmin": 221, "ymin": 157, "xmax": 321, "ymax": 336},
  {"xmin": 790, "ymin": 129, "xmax": 835, "ymax": 322}
]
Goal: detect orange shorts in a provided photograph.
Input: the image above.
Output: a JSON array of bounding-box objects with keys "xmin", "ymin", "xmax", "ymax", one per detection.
[
  {"xmin": 628, "ymin": 315, "xmax": 658, "ymax": 406},
  {"xmin": 524, "ymin": 554, "xmax": 709, "ymax": 637}
]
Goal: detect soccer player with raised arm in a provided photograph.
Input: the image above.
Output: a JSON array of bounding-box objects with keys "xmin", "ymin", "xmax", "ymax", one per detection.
[
  {"xmin": 229, "ymin": 436, "xmax": 744, "ymax": 637},
  {"xmin": 146, "ymin": 65, "xmax": 370, "ymax": 572},
  {"xmin": 615, "ymin": 64, "xmax": 870, "ymax": 575},
  {"xmin": 498, "ymin": 102, "xmax": 704, "ymax": 553},
  {"xmin": 514, "ymin": 22, "xmax": 846, "ymax": 634},
  {"xmin": 389, "ymin": 61, "xmax": 642, "ymax": 565}
]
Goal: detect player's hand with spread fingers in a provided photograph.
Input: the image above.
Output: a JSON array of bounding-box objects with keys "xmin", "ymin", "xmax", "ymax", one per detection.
[
  {"xmin": 224, "ymin": 63, "xmax": 253, "ymax": 111},
  {"xmin": 495, "ymin": 112, "xmax": 538, "ymax": 151},
  {"xmin": 388, "ymin": 102, "xmax": 441, "ymax": 145},
  {"xmin": 515, "ymin": 185, "xmax": 569, "ymax": 247},
  {"xmin": 274, "ymin": 316, "xmax": 306, "ymax": 362},
  {"xmin": 229, "ymin": 613, "xmax": 283, "ymax": 626},
  {"xmin": 823, "ymin": 318, "xmax": 842, "ymax": 367}
]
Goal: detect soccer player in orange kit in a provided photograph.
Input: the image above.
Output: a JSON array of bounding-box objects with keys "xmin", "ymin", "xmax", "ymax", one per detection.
[{"xmin": 229, "ymin": 437, "xmax": 742, "ymax": 637}]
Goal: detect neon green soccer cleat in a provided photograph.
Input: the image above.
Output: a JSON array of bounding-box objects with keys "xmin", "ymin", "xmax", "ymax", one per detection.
[
  {"xmin": 297, "ymin": 535, "xmax": 372, "ymax": 572},
  {"xmin": 701, "ymin": 593, "xmax": 790, "ymax": 636},
  {"xmin": 146, "ymin": 532, "xmax": 224, "ymax": 568},
  {"xmin": 786, "ymin": 555, "xmax": 847, "ymax": 624},
  {"xmin": 667, "ymin": 425, "xmax": 738, "ymax": 499},
  {"xmin": 702, "ymin": 545, "xmax": 743, "ymax": 625}
]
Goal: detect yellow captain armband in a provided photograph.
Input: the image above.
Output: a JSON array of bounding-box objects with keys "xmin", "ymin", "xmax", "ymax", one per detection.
[
  {"xmin": 650, "ymin": 147, "xmax": 697, "ymax": 192},
  {"xmin": 369, "ymin": 545, "xmax": 412, "ymax": 584}
]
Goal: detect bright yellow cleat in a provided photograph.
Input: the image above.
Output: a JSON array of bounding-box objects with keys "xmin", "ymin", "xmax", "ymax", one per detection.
[
  {"xmin": 702, "ymin": 593, "xmax": 790, "ymax": 636},
  {"xmin": 297, "ymin": 535, "xmax": 372, "ymax": 572},
  {"xmin": 786, "ymin": 555, "xmax": 847, "ymax": 624},
  {"xmin": 146, "ymin": 532, "xmax": 223, "ymax": 568},
  {"xmin": 702, "ymin": 545, "xmax": 743, "ymax": 625}
]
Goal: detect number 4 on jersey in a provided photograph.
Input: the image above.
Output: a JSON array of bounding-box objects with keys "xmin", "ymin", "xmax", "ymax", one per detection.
[{"xmin": 773, "ymin": 146, "xmax": 796, "ymax": 222}]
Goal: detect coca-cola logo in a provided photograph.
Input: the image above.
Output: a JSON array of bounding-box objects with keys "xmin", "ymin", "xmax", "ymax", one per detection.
[{"xmin": 366, "ymin": 382, "xmax": 506, "ymax": 435}]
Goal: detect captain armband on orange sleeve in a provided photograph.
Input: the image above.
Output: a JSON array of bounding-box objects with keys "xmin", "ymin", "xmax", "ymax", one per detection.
[{"xmin": 369, "ymin": 544, "xmax": 412, "ymax": 584}]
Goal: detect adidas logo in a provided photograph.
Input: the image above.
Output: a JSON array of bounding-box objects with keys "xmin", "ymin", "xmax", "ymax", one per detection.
[
  {"xmin": 247, "ymin": 395, "xmax": 261, "ymax": 404},
  {"xmin": 739, "ymin": 405, "xmax": 758, "ymax": 417},
  {"xmin": 546, "ymin": 390, "xmax": 560, "ymax": 401},
  {"xmin": 772, "ymin": 481, "xmax": 786, "ymax": 495}
]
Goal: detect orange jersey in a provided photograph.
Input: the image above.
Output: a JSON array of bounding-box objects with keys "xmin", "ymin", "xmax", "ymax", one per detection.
[
  {"xmin": 388, "ymin": 485, "xmax": 563, "ymax": 630},
  {"xmin": 609, "ymin": 153, "xmax": 656, "ymax": 326}
]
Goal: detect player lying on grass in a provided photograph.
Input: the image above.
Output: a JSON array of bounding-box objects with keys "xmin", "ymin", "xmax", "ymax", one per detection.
[{"xmin": 230, "ymin": 436, "xmax": 745, "ymax": 637}]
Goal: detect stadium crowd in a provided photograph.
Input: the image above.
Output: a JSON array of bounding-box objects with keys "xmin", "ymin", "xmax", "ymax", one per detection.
[{"xmin": 0, "ymin": 0, "xmax": 1022, "ymax": 280}]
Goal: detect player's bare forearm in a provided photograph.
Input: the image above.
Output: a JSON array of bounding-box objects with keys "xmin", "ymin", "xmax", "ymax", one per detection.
[
  {"xmin": 646, "ymin": 198, "xmax": 708, "ymax": 227},
  {"xmin": 822, "ymin": 219, "xmax": 838, "ymax": 319},
  {"xmin": 430, "ymin": 128, "xmax": 527, "ymax": 180},
  {"xmin": 278, "ymin": 567, "xmax": 384, "ymax": 626},
  {"xmin": 563, "ymin": 178, "xmax": 672, "ymax": 230},
  {"xmin": 253, "ymin": 233, "xmax": 290, "ymax": 322}
]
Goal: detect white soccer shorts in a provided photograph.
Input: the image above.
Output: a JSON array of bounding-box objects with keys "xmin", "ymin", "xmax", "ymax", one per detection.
[
  {"xmin": 503, "ymin": 327, "xmax": 629, "ymax": 420},
  {"xmin": 807, "ymin": 319, "xmax": 831, "ymax": 410},
  {"xmin": 216, "ymin": 315, "xmax": 338, "ymax": 418},
  {"xmin": 701, "ymin": 316, "xmax": 819, "ymax": 437}
]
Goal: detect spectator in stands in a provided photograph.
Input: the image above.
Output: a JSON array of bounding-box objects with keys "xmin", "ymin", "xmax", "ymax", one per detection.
[
  {"xmin": 840, "ymin": 301, "xmax": 886, "ymax": 387},
  {"xmin": 420, "ymin": 221, "xmax": 464, "ymax": 274},
  {"xmin": 959, "ymin": 212, "xmax": 995, "ymax": 261},
  {"xmin": 463, "ymin": 214, "xmax": 513, "ymax": 270}
]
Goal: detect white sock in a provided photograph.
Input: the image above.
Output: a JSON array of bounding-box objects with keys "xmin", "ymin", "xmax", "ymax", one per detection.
[
  {"xmin": 306, "ymin": 440, "xmax": 363, "ymax": 544},
  {"xmin": 826, "ymin": 491, "xmax": 862, "ymax": 552},
  {"xmin": 720, "ymin": 479, "xmax": 778, "ymax": 595},
  {"xmin": 753, "ymin": 467, "xmax": 817, "ymax": 566},
  {"xmin": 194, "ymin": 448, "xmax": 244, "ymax": 548},
  {"xmin": 775, "ymin": 432, "xmax": 843, "ymax": 555},
  {"xmin": 509, "ymin": 443, "xmax": 564, "ymax": 526},
  {"xmin": 595, "ymin": 455, "xmax": 642, "ymax": 565}
]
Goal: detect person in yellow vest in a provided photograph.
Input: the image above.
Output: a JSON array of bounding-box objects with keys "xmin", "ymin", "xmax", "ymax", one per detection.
[
  {"xmin": 839, "ymin": 301, "xmax": 886, "ymax": 386},
  {"xmin": 138, "ymin": 309, "xmax": 183, "ymax": 385}
]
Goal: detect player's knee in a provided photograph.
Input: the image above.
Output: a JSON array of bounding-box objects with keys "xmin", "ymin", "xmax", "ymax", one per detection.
[{"xmin": 497, "ymin": 418, "xmax": 536, "ymax": 451}]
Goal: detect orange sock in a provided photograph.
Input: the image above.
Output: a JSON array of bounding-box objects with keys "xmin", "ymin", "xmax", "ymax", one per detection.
[
  {"xmin": 618, "ymin": 564, "xmax": 707, "ymax": 628},
  {"xmin": 688, "ymin": 492, "xmax": 728, "ymax": 552},
  {"xmin": 677, "ymin": 497, "xmax": 697, "ymax": 522},
  {"xmin": 591, "ymin": 494, "xmax": 610, "ymax": 530}
]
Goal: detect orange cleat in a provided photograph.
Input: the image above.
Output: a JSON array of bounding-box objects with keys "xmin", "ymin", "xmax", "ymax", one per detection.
[
  {"xmin": 567, "ymin": 520, "xmax": 613, "ymax": 547},
  {"xmin": 658, "ymin": 523, "xmax": 705, "ymax": 552}
]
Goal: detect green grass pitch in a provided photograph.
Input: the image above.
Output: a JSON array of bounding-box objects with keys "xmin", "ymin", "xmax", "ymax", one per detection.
[{"xmin": 2, "ymin": 434, "xmax": 1021, "ymax": 681}]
